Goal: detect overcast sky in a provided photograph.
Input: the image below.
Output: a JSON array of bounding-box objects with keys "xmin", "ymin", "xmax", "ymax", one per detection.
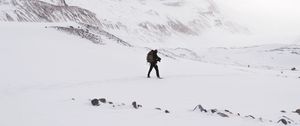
[{"xmin": 214, "ymin": 0, "xmax": 300, "ymax": 44}]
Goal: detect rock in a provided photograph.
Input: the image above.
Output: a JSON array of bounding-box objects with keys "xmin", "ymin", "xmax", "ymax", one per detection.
[
  {"xmin": 291, "ymin": 67, "xmax": 296, "ymax": 71},
  {"xmin": 258, "ymin": 117, "xmax": 263, "ymax": 122},
  {"xmin": 293, "ymin": 109, "xmax": 300, "ymax": 115},
  {"xmin": 281, "ymin": 110, "xmax": 286, "ymax": 113},
  {"xmin": 132, "ymin": 101, "xmax": 138, "ymax": 109},
  {"xmin": 155, "ymin": 108, "xmax": 162, "ymax": 110},
  {"xmin": 99, "ymin": 98, "xmax": 106, "ymax": 103},
  {"xmin": 165, "ymin": 110, "xmax": 170, "ymax": 113},
  {"xmin": 108, "ymin": 102, "xmax": 113, "ymax": 104},
  {"xmin": 210, "ymin": 109, "xmax": 217, "ymax": 113},
  {"xmin": 277, "ymin": 119, "xmax": 288, "ymax": 125},
  {"xmin": 217, "ymin": 112, "xmax": 229, "ymax": 117},
  {"xmin": 282, "ymin": 116, "xmax": 294, "ymax": 124},
  {"xmin": 245, "ymin": 115, "xmax": 255, "ymax": 119},
  {"xmin": 71, "ymin": 98, "xmax": 75, "ymax": 101},
  {"xmin": 224, "ymin": 109, "xmax": 233, "ymax": 114},
  {"xmin": 91, "ymin": 99, "xmax": 99, "ymax": 106},
  {"xmin": 193, "ymin": 105, "xmax": 207, "ymax": 112}
]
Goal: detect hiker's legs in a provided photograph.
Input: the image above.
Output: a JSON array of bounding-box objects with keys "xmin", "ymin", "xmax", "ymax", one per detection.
[
  {"xmin": 154, "ymin": 65, "xmax": 160, "ymax": 78},
  {"xmin": 147, "ymin": 64, "xmax": 154, "ymax": 77}
]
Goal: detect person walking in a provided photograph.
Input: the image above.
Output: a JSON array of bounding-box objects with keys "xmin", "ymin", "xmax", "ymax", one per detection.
[{"xmin": 146, "ymin": 49, "xmax": 161, "ymax": 78}]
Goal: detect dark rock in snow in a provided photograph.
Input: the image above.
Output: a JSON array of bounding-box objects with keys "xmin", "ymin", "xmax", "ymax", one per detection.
[
  {"xmin": 155, "ymin": 108, "xmax": 162, "ymax": 110},
  {"xmin": 258, "ymin": 117, "xmax": 263, "ymax": 122},
  {"xmin": 210, "ymin": 109, "xmax": 217, "ymax": 113},
  {"xmin": 193, "ymin": 105, "xmax": 207, "ymax": 112},
  {"xmin": 91, "ymin": 99, "xmax": 99, "ymax": 106},
  {"xmin": 132, "ymin": 101, "xmax": 139, "ymax": 109},
  {"xmin": 108, "ymin": 102, "xmax": 113, "ymax": 104},
  {"xmin": 291, "ymin": 67, "xmax": 296, "ymax": 71},
  {"xmin": 277, "ymin": 119, "xmax": 288, "ymax": 125},
  {"xmin": 295, "ymin": 109, "xmax": 300, "ymax": 115},
  {"xmin": 99, "ymin": 98, "xmax": 106, "ymax": 103},
  {"xmin": 224, "ymin": 109, "xmax": 233, "ymax": 114},
  {"xmin": 245, "ymin": 115, "xmax": 255, "ymax": 119},
  {"xmin": 165, "ymin": 110, "xmax": 170, "ymax": 113},
  {"xmin": 282, "ymin": 116, "xmax": 294, "ymax": 123},
  {"xmin": 281, "ymin": 110, "xmax": 286, "ymax": 113},
  {"xmin": 217, "ymin": 112, "xmax": 229, "ymax": 117}
]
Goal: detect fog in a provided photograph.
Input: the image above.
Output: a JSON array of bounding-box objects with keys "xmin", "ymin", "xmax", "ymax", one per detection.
[{"xmin": 214, "ymin": 0, "xmax": 300, "ymax": 45}]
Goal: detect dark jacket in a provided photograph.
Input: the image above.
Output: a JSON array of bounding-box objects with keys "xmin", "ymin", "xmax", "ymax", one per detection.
[{"xmin": 147, "ymin": 50, "xmax": 161, "ymax": 64}]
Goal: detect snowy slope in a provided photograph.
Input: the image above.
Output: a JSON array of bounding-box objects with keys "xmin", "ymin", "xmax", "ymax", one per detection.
[
  {"xmin": 1, "ymin": 22, "xmax": 300, "ymax": 126},
  {"xmin": 0, "ymin": 0, "xmax": 300, "ymax": 126},
  {"xmin": 196, "ymin": 44, "xmax": 300, "ymax": 71},
  {"xmin": 63, "ymin": 0, "xmax": 249, "ymax": 47},
  {"xmin": 0, "ymin": 0, "xmax": 99, "ymax": 24},
  {"xmin": 46, "ymin": 23, "xmax": 300, "ymax": 71}
]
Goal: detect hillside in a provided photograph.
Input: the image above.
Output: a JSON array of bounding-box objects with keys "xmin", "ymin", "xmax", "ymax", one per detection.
[{"xmin": 0, "ymin": 0, "xmax": 249, "ymax": 47}]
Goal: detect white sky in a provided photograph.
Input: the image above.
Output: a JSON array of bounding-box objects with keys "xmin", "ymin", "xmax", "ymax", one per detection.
[{"xmin": 214, "ymin": 0, "xmax": 300, "ymax": 44}]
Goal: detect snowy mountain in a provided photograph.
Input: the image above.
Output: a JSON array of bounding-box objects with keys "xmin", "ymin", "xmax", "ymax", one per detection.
[
  {"xmin": 0, "ymin": 0, "xmax": 249, "ymax": 47},
  {"xmin": 0, "ymin": 0, "xmax": 99, "ymax": 24}
]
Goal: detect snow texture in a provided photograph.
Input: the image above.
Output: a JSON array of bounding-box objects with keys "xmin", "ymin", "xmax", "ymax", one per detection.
[{"xmin": 0, "ymin": 0, "xmax": 300, "ymax": 126}]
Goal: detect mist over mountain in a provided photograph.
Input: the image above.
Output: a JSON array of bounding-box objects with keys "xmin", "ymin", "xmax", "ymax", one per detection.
[
  {"xmin": 1, "ymin": 0, "xmax": 299, "ymax": 47},
  {"xmin": 215, "ymin": 0, "xmax": 300, "ymax": 45},
  {"xmin": 0, "ymin": 0, "xmax": 251, "ymax": 47}
]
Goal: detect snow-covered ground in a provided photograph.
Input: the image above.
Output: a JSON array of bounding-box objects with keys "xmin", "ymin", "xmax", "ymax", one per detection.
[{"xmin": 1, "ymin": 22, "xmax": 300, "ymax": 126}]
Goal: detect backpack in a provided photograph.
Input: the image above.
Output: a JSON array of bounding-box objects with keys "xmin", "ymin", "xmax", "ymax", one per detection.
[{"xmin": 147, "ymin": 50, "xmax": 154, "ymax": 63}]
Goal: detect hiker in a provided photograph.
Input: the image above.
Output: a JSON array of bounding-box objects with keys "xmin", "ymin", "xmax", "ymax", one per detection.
[{"xmin": 146, "ymin": 49, "xmax": 161, "ymax": 78}]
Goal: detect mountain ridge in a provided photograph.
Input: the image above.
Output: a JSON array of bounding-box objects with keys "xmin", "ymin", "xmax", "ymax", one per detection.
[{"xmin": 0, "ymin": 0, "xmax": 249, "ymax": 46}]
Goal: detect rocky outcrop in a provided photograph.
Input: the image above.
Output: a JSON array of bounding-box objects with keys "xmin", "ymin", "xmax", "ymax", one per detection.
[
  {"xmin": 51, "ymin": 24, "xmax": 133, "ymax": 47},
  {"xmin": 51, "ymin": 26, "xmax": 103, "ymax": 45},
  {"xmin": 0, "ymin": 0, "xmax": 99, "ymax": 25}
]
